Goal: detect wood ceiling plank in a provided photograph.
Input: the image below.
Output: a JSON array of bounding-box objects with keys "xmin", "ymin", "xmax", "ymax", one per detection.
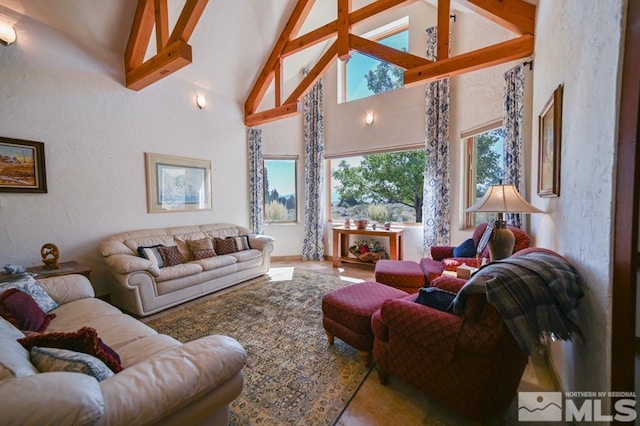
[
  {"xmin": 456, "ymin": 0, "xmax": 536, "ymax": 35},
  {"xmin": 349, "ymin": 34, "xmax": 432, "ymax": 69},
  {"xmin": 285, "ymin": 41, "xmax": 338, "ymax": 105},
  {"xmin": 245, "ymin": 102, "xmax": 302, "ymax": 127},
  {"xmin": 338, "ymin": 0, "xmax": 352, "ymax": 60},
  {"xmin": 125, "ymin": 0, "xmax": 155, "ymax": 71},
  {"xmin": 126, "ymin": 40, "xmax": 192, "ymax": 91},
  {"xmin": 154, "ymin": 0, "xmax": 169, "ymax": 51},
  {"xmin": 245, "ymin": 0, "xmax": 317, "ymax": 116},
  {"xmin": 404, "ymin": 34, "xmax": 533, "ymax": 86},
  {"xmin": 275, "ymin": 58, "xmax": 283, "ymax": 107},
  {"xmin": 437, "ymin": 0, "xmax": 450, "ymax": 60},
  {"xmin": 168, "ymin": 0, "xmax": 209, "ymax": 43}
]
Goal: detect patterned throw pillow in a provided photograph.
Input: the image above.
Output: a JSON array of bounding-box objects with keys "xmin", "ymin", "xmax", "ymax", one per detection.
[
  {"xmin": 0, "ymin": 288, "xmax": 56, "ymax": 332},
  {"xmin": 230, "ymin": 235, "xmax": 251, "ymax": 251},
  {"xmin": 187, "ymin": 237, "xmax": 213, "ymax": 252},
  {"xmin": 157, "ymin": 245, "xmax": 183, "ymax": 267},
  {"xmin": 18, "ymin": 326, "xmax": 123, "ymax": 373},
  {"xmin": 137, "ymin": 244, "xmax": 165, "ymax": 268},
  {"xmin": 193, "ymin": 249, "xmax": 217, "ymax": 260},
  {"xmin": 0, "ymin": 274, "xmax": 58, "ymax": 313},
  {"xmin": 31, "ymin": 346, "xmax": 114, "ymax": 382},
  {"xmin": 214, "ymin": 238, "xmax": 237, "ymax": 255}
]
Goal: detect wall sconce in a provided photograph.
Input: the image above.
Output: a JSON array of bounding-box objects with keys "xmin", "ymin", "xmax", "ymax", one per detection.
[
  {"xmin": 0, "ymin": 22, "xmax": 16, "ymax": 46},
  {"xmin": 365, "ymin": 112, "xmax": 374, "ymax": 126},
  {"xmin": 195, "ymin": 94, "xmax": 206, "ymax": 109}
]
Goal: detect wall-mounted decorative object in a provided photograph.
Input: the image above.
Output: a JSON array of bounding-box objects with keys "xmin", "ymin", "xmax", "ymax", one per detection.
[
  {"xmin": 0, "ymin": 21, "xmax": 16, "ymax": 46},
  {"xmin": 145, "ymin": 153, "xmax": 212, "ymax": 213},
  {"xmin": 538, "ymin": 84, "xmax": 563, "ymax": 197},
  {"xmin": 41, "ymin": 243, "xmax": 60, "ymax": 270},
  {"xmin": 0, "ymin": 137, "xmax": 47, "ymax": 193}
]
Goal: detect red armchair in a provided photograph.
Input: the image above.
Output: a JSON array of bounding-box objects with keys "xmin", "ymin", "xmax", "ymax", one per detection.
[
  {"xmin": 371, "ymin": 274, "xmax": 528, "ymax": 421},
  {"xmin": 420, "ymin": 222, "xmax": 531, "ymax": 283}
]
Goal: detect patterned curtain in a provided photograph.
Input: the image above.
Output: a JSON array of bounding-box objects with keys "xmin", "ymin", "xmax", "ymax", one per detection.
[
  {"xmin": 503, "ymin": 65, "xmax": 525, "ymax": 227},
  {"xmin": 302, "ymin": 78, "xmax": 325, "ymax": 260},
  {"xmin": 423, "ymin": 27, "xmax": 451, "ymax": 253},
  {"xmin": 247, "ymin": 128, "xmax": 264, "ymax": 235}
]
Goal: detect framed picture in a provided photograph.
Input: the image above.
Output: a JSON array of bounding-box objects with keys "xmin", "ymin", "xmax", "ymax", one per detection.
[
  {"xmin": 0, "ymin": 137, "xmax": 47, "ymax": 193},
  {"xmin": 538, "ymin": 84, "xmax": 563, "ymax": 197},
  {"xmin": 145, "ymin": 152, "xmax": 212, "ymax": 213}
]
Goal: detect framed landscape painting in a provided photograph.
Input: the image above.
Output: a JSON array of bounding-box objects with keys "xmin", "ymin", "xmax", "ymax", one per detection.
[
  {"xmin": 538, "ymin": 84, "xmax": 563, "ymax": 197},
  {"xmin": 0, "ymin": 137, "xmax": 47, "ymax": 193},
  {"xmin": 145, "ymin": 152, "xmax": 212, "ymax": 213}
]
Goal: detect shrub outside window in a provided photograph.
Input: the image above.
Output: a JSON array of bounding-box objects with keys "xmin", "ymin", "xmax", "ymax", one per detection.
[{"xmin": 263, "ymin": 158, "xmax": 297, "ymax": 223}]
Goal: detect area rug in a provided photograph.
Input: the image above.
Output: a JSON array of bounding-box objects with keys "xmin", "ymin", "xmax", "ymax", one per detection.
[{"xmin": 143, "ymin": 268, "xmax": 370, "ymax": 425}]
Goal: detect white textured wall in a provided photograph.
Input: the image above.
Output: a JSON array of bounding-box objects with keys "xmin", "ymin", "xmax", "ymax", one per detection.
[
  {"xmin": 530, "ymin": 0, "xmax": 626, "ymax": 393},
  {"xmin": 0, "ymin": 15, "xmax": 251, "ymax": 295}
]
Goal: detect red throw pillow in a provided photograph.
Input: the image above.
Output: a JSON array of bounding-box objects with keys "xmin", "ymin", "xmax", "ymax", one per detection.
[
  {"xmin": 0, "ymin": 288, "xmax": 56, "ymax": 332},
  {"xmin": 18, "ymin": 326, "xmax": 123, "ymax": 373},
  {"xmin": 193, "ymin": 249, "xmax": 217, "ymax": 260},
  {"xmin": 157, "ymin": 245, "xmax": 184, "ymax": 267}
]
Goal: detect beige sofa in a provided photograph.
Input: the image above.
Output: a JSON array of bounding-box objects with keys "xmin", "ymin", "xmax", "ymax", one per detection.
[
  {"xmin": 100, "ymin": 223, "xmax": 274, "ymax": 317},
  {"xmin": 0, "ymin": 274, "xmax": 246, "ymax": 425}
]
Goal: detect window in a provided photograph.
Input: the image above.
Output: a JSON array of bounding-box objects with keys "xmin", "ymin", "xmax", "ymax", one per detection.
[
  {"xmin": 329, "ymin": 148, "xmax": 425, "ymax": 225},
  {"xmin": 263, "ymin": 158, "xmax": 297, "ymax": 223},
  {"xmin": 463, "ymin": 124, "xmax": 504, "ymax": 228},
  {"xmin": 339, "ymin": 17, "xmax": 409, "ymax": 103}
]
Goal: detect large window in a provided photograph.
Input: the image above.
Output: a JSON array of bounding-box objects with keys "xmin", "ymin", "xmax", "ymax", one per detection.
[
  {"xmin": 263, "ymin": 158, "xmax": 297, "ymax": 223},
  {"xmin": 329, "ymin": 148, "xmax": 425, "ymax": 225},
  {"xmin": 463, "ymin": 124, "xmax": 504, "ymax": 228},
  {"xmin": 339, "ymin": 17, "xmax": 408, "ymax": 103}
]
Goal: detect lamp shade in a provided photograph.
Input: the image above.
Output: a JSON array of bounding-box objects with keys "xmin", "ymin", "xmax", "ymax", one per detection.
[{"xmin": 465, "ymin": 184, "xmax": 545, "ymax": 214}]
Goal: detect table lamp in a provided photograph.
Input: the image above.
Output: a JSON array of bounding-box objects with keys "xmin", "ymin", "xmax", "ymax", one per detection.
[{"xmin": 465, "ymin": 184, "xmax": 544, "ymax": 260}]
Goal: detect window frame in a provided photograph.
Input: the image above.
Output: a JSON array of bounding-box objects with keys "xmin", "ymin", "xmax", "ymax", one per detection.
[
  {"xmin": 462, "ymin": 120, "xmax": 504, "ymax": 229},
  {"xmin": 338, "ymin": 16, "xmax": 409, "ymax": 104},
  {"xmin": 262, "ymin": 156, "xmax": 298, "ymax": 225}
]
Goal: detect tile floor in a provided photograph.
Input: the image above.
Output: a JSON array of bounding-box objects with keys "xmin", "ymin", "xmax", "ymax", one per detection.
[{"xmin": 271, "ymin": 258, "xmax": 557, "ymax": 425}]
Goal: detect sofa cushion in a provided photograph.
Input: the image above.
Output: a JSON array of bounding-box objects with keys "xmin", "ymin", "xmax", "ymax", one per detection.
[
  {"xmin": 453, "ymin": 238, "xmax": 476, "ymax": 258},
  {"xmin": 0, "ymin": 288, "xmax": 56, "ymax": 332},
  {"xmin": 158, "ymin": 246, "xmax": 184, "ymax": 267},
  {"xmin": 137, "ymin": 244, "xmax": 165, "ymax": 269},
  {"xmin": 0, "ymin": 275, "xmax": 58, "ymax": 313},
  {"xmin": 230, "ymin": 249, "xmax": 262, "ymax": 263},
  {"xmin": 155, "ymin": 262, "xmax": 203, "ymax": 283},
  {"xmin": 193, "ymin": 254, "xmax": 237, "ymax": 271},
  {"xmin": 30, "ymin": 346, "xmax": 115, "ymax": 382},
  {"xmin": 18, "ymin": 326, "xmax": 123, "ymax": 373},
  {"xmin": 0, "ymin": 318, "xmax": 38, "ymax": 380}
]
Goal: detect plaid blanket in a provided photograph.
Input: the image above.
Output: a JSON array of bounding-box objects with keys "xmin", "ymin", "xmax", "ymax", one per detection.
[{"xmin": 451, "ymin": 252, "xmax": 584, "ymax": 354}]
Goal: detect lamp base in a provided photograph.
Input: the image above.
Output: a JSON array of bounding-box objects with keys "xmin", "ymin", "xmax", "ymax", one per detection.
[{"xmin": 488, "ymin": 221, "xmax": 515, "ymax": 261}]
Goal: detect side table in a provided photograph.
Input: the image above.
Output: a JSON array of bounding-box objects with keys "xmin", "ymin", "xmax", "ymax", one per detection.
[{"xmin": 0, "ymin": 261, "xmax": 92, "ymax": 283}]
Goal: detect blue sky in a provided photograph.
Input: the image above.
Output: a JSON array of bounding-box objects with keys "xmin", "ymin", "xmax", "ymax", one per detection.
[
  {"xmin": 346, "ymin": 30, "xmax": 408, "ymax": 101},
  {"xmin": 265, "ymin": 159, "xmax": 296, "ymax": 196}
]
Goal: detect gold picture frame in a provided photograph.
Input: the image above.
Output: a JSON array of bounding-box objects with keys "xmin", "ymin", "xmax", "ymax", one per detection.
[
  {"xmin": 0, "ymin": 137, "xmax": 47, "ymax": 193},
  {"xmin": 538, "ymin": 84, "xmax": 563, "ymax": 197},
  {"xmin": 145, "ymin": 152, "xmax": 212, "ymax": 213}
]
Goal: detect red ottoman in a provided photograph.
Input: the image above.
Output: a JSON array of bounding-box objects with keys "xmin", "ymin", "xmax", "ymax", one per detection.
[
  {"xmin": 322, "ymin": 281, "xmax": 408, "ymax": 366},
  {"xmin": 374, "ymin": 259, "xmax": 426, "ymax": 294}
]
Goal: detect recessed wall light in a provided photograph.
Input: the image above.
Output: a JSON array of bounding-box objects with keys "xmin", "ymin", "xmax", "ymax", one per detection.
[
  {"xmin": 196, "ymin": 94, "xmax": 206, "ymax": 109},
  {"xmin": 0, "ymin": 22, "xmax": 16, "ymax": 46},
  {"xmin": 365, "ymin": 112, "xmax": 374, "ymax": 126}
]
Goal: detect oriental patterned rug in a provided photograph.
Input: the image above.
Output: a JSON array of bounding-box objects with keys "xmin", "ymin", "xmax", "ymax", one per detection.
[{"xmin": 143, "ymin": 268, "xmax": 370, "ymax": 425}]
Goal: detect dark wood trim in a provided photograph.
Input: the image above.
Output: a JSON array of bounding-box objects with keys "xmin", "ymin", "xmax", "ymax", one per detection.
[
  {"xmin": 635, "ymin": 337, "xmax": 640, "ymax": 354},
  {"xmin": 612, "ymin": 0, "xmax": 639, "ymax": 404}
]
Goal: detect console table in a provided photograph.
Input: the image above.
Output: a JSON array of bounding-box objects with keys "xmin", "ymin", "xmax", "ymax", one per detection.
[
  {"xmin": 332, "ymin": 226, "xmax": 404, "ymax": 267},
  {"xmin": 0, "ymin": 261, "xmax": 92, "ymax": 283}
]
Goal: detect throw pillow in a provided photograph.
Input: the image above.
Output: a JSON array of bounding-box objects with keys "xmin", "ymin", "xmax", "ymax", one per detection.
[
  {"xmin": 18, "ymin": 326, "xmax": 123, "ymax": 373},
  {"xmin": 414, "ymin": 287, "xmax": 456, "ymax": 312},
  {"xmin": 229, "ymin": 235, "xmax": 251, "ymax": 251},
  {"xmin": 193, "ymin": 249, "xmax": 217, "ymax": 260},
  {"xmin": 137, "ymin": 244, "xmax": 165, "ymax": 269},
  {"xmin": 214, "ymin": 238, "xmax": 237, "ymax": 255},
  {"xmin": 453, "ymin": 238, "xmax": 476, "ymax": 258},
  {"xmin": 187, "ymin": 237, "xmax": 213, "ymax": 253},
  {"xmin": 157, "ymin": 246, "xmax": 183, "ymax": 267},
  {"xmin": 0, "ymin": 274, "xmax": 58, "ymax": 313},
  {"xmin": 0, "ymin": 288, "xmax": 56, "ymax": 332},
  {"xmin": 30, "ymin": 346, "xmax": 114, "ymax": 382}
]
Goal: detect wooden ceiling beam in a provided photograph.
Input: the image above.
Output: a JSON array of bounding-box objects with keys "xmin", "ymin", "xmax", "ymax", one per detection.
[
  {"xmin": 125, "ymin": 0, "xmax": 155, "ymax": 71},
  {"xmin": 456, "ymin": 0, "xmax": 536, "ymax": 35},
  {"xmin": 404, "ymin": 34, "xmax": 534, "ymax": 86},
  {"xmin": 245, "ymin": 0, "xmax": 317, "ymax": 117},
  {"xmin": 337, "ymin": 0, "xmax": 352, "ymax": 60},
  {"xmin": 349, "ymin": 34, "xmax": 432, "ymax": 69},
  {"xmin": 126, "ymin": 40, "xmax": 192, "ymax": 91},
  {"xmin": 154, "ymin": 0, "xmax": 169, "ymax": 52},
  {"xmin": 245, "ymin": 102, "xmax": 302, "ymax": 127},
  {"xmin": 437, "ymin": 0, "xmax": 450, "ymax": 60},
  {"xmin": 168, "ymin": 0, "xmax": 209, "ymax": 44}
]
